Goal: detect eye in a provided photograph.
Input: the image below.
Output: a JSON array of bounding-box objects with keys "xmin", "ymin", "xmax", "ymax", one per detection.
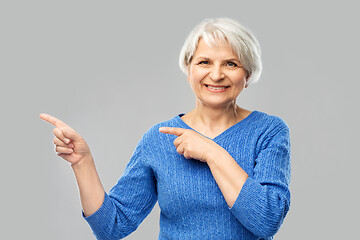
[
  {"xmin": 198, "ymin": 60, "xmax": 210, "ymax": 65},
  {"xmin": 226, "ymin": 61, "xmax": 238, "ymax": 68}
]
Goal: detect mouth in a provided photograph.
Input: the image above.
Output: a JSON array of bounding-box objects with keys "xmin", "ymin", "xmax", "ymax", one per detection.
[
  {"xmin": 204, "ymin": 84, "xmax": 230, "ymax": 90},
  {"xmin": 204, "ymin": 84, "xmax": 230, "ymax": 93}
]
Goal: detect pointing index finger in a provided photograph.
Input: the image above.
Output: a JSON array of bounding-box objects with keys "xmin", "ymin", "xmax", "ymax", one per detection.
[
  {"xmin": 39, "ymin": 113, "xmax": 68, "ymax": 128},
  {"xmin": 159, "ymin": 127, "xmax": 186, "ymax": 136}
]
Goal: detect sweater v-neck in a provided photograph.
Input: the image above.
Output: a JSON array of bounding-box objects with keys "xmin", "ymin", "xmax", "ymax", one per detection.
[{"xmin": 174, "ymin": 111, "xmax": 258, "ymax": 141}]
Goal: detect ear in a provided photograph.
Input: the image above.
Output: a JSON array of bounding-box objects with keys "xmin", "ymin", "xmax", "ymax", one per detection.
[
  {"xmin": 186, "ymin": 65, "xmax": 191, "ymax": 82},
  {"xmin": 245, "ymin": 72, "xmax": 251, "ymax": 88}
]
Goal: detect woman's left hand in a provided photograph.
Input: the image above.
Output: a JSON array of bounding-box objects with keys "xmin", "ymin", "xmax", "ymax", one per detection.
[{"xmin": 159, "ymin": 127, "xmax": 221, "ymax": 163}]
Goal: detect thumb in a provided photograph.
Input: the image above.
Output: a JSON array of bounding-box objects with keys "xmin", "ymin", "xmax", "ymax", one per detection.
[{"xmin": 62, "ymin": 127, "xmax": 82, "ymax": 142}]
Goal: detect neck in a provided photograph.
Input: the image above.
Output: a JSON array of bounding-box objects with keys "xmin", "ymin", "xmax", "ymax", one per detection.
[{"xmin": 189, "ymin": 100, "xmax": 242, "ymax": 130}]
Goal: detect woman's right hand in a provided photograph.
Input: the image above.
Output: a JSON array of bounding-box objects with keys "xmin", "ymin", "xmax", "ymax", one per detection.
[{"xmin": 40, "ymin": 113, "xmax": 92, "ymax": 166}]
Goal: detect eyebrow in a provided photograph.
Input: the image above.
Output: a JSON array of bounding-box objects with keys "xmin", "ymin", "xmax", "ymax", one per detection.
[
  {"xmin": 194, "ymin": 56, "xmax": 241, "ymax": 62},
  {"xmin": 226, "ymin": 58, "xmax": 241, "ymax": 62}
]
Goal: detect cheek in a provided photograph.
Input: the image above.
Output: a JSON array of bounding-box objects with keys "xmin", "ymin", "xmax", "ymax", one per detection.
[
  {"xmin": 189, "ymin": 67, "xmax": 208, "ymax": 83},
  {"xmin": 231, "ymin": 77, "xmax": 247, "ymax": 94},
  {"xmin": 232, "ymin": 75, "xmax": 247, "ymax": 87}
]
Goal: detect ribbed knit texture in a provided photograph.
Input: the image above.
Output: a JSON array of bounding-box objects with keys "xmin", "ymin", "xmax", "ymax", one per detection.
[{"xmin": 83, "ymin": 111, "xmax": 291, "ymax": 240}]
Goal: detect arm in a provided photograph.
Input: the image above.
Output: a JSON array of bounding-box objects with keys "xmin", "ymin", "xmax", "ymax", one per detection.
[
  {"xmin": 206, "ymin": 148, "xmax": 248, "ymax": 208},
  {"xmin": 40, "ymin": 113, "xmax": 105, "ymax": 216},
  {"xmin": 72, "ymin": 156, "xmax": 105, "ymax": 217},
  {"xmin": 83, "ymin": 138, "xmax": 158, "ymax": 239},
  {"xmin": 40, "ymin": 113, "xmax": 157, "ymax": 240},
  {"xmin": 208, "ymin": 126, "xmax": 291, "ymax": 238}
]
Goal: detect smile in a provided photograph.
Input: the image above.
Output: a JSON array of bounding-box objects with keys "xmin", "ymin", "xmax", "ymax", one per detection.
[{"xmin": 205, "ymin": 84, "xmax": 229, "ymax": 92}]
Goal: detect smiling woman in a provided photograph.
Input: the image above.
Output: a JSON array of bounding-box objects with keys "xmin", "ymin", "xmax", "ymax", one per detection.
[
  {"xmin": 179, "ymin": 18, "xmax": 262, "ymax": 87},
  {"xmin": 186, "ymin": 38, "xmax": 248, "ymax": 113},
  {"xmin": 40, "ymin": 17, "xmax": 291, "ymax": 240}
]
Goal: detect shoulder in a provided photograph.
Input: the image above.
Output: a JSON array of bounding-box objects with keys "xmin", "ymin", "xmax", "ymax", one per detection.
[
  {"xmin": 243, "ymin": 111, "xmax": 290, "ymax": 147},
  {"xmin": 251, "ymin": 111, "xmax": 289, "ymax": 132},
  {"xmin": 252, "ymin": 111, "xmax": 290, "ymax": 146}
]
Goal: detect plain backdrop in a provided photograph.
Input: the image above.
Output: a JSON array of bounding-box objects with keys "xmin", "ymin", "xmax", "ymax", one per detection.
[{"xmin": 1, "ymin": 0, "xmax": 359, "ymax": 239}]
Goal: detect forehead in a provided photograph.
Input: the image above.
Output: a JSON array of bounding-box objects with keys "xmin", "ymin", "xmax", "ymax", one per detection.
[{"xmin": 193, "ymin": 38, "xmax": 238, "ymax": 59}]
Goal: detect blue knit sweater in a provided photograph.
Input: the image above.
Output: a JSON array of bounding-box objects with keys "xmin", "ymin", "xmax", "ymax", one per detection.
[{"xmin": 83, "ymin": 111, "xmax": 291, "ymax": 240}]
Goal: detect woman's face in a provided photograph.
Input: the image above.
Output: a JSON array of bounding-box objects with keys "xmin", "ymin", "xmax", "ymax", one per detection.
[{"xmin": 187, "ymin": 38, "xmax": 248, "ymax": 109}]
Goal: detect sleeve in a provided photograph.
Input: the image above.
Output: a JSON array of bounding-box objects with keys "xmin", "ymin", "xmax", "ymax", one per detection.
[
  {"xmin": 229, "ymin": 123, "xmax": 291, "ymax": 238},
  {"xmin": 82, "ymin": 136, "xmax": 158, "ymax": 240}
]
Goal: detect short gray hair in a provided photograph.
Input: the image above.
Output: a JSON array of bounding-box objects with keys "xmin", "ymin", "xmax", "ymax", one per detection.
[{"xmin": 179, "ymin": 18, "xmax": 262, "ymax": 86}]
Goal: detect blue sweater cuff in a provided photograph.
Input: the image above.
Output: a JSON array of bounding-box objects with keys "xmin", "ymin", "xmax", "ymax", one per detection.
[
  {"xmin": 228, "ymin": 177, "xmax": 262, "ymax": 226},
  {"xmin": 82, "ymin": 192, "xmax": 114, "ymax": 234}
]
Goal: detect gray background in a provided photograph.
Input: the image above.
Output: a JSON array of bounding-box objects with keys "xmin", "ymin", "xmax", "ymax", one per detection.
[{"xmin": 1, "ymin": 0, "xmax": 359, "ymax": 239}]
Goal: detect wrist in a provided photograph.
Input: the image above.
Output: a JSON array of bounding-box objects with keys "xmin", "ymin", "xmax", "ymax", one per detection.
[
  {"xmin": 206, "ymin": 145, "xmax": 227, "ymax": 166},
  {"xmin": 71, "ymin": 155, "xmax": 94, "ymax": 171}
]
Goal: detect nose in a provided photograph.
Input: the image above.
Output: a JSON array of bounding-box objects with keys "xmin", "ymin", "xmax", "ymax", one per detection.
[{"xmin": 209, "ymin": 65, "xmax": 225, "ymax": 81}]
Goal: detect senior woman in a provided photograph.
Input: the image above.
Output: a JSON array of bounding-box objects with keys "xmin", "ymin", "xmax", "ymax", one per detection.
[{"xmin": 40, "ymin": 18, "xmax": 290, "ymax": 240}]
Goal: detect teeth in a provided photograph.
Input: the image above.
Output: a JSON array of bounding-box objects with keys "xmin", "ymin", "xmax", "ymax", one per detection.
[{"xmin": 207, "ymin": 85, "xmax": 227, "ymax": 90}]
